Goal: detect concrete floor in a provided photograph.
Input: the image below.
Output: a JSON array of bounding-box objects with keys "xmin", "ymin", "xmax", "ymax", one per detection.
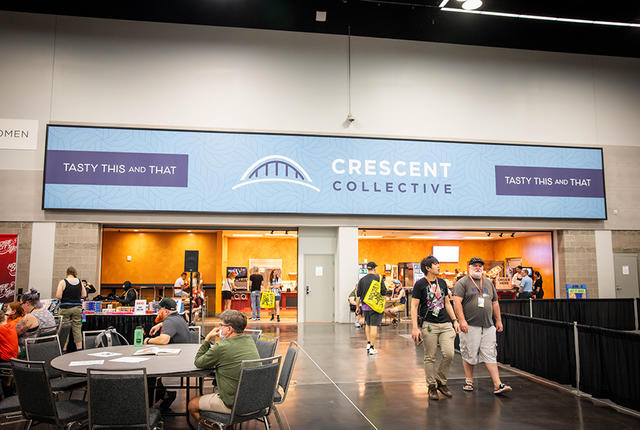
[{"xmin": 6, "ymin": 321, "xmax": 640, "ymax": 429}]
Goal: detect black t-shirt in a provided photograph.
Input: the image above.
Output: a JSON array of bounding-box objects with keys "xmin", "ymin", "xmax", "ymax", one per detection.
[
  {"xmin": 249, "ymin": 274, "xmax": 263, "ymax": 292},
  {"xmin": 412, "ymin": 277, "xmax": 451, "ymax": 324},
  {"xmin": 356, "ymin": 273, "xmax": 387, "ymax": 302}
]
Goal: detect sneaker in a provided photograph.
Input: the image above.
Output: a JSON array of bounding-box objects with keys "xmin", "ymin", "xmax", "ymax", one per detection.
[
  {"xmin": 159, "ymin": 391, "xmax": 177, "ymax": 410},
  {"xmin": 277, "ymin": 315, "xmax": 280, "ymax": 322},
  {"xmin": 250, "ymin": 317, "xmax": 257, "ymax": 321},
  {"xmin": 368, "ymin": 348, "xmax": 378, "ymax": 355},
  {"xmin": 354, "ymin": 322, "xmax": 361, "ymax": 328},
  {"xmin": 271, "ymin": 314, "xmax": 275, "ymax": 321},
  {"xmin": 437, "ymin": 382, "xmax": 453, "ymax": 398},
  {"xmin": 366, "ymin": 343, "xmax": 371, "ymax": 350},
  {"xmin": 428, "ymin": 385, "xmax": 439, "ymax": 400}
]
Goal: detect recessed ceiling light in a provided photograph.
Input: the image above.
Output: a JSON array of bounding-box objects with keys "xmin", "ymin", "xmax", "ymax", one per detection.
[
  {"xmin": 186, "ymin": 230, "xmax": 192, "ymax": 233},
  {"xmin": 315, "ymin": 11, "xmax": 327, "ymax": 22},
  {"xmin": 133, "ymin": 229, "xmax": 139, "ymax": 232},
  {"xmin": 462, "ymin": 0, "xmax": 482, "ymax": 10}
]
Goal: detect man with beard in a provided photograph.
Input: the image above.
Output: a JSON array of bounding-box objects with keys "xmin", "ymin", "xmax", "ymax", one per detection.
[{"xmin": 453, "ymin": 257, "xmax": 512, "ymax": 395}]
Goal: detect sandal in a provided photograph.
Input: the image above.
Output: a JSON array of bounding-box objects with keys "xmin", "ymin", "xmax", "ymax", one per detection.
[
  {"xmin": 493, "ymin": 383, "xmax": 512, "ymax": 395},
  {"xmin": 463, "ymin": 381, "xmax": 474, "ymax": 392}
]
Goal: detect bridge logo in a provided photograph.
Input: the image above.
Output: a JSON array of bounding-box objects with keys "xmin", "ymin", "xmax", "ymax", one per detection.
[{"xmin": 232, "ymin": 155, "xmax": 320, "ymax": 192}]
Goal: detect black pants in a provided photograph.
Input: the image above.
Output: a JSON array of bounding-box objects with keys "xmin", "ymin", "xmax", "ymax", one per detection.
[
  {"xmin": 518, "ymin": 291, "xmax": 532, "ymax": 300},
  {"xmin": 147, "ymin": 377, "xmax": 166, "ymax": 406}
]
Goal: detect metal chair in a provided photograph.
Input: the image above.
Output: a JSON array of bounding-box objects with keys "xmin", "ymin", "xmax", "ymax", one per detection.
[
  {"xmin": 256, "ymin": 335, "xmax": 278, "ymax": 359},
  {"xmin": 0, "ymin": 381, "xmax": 28, "ymax": 428},
  {"xmin": 87, "ymin": 368, "xmax": 163, "ymax": 429},
  {"xmin": 269, "ymin": 342, "xmax": 299, "ymax": 429},
  {"xmin": 10, "ymin": 358, "xmax": 88, "ymax": 429},
  {"xmin": 188, "ymin": 326, "xmax": 202, "ymax": 344},
  {"xmin": 244, "ymin": 329, "xmax": 262, "ymax": 343},
  {"xmin": 25, "ymin": 335, "xmax": 87, "ymax": 395},
  {"xmin": 199, "ymin": 355, "xmax": 281, "ymax": 430}
]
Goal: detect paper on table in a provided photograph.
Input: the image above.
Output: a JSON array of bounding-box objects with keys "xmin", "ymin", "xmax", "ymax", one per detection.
[
  {"xmin": 69, "ymin": 360, "xmax": 104, "ymax": 366},
  {"xmin": 88, "ymin": 352, "xmax": 122, "ymax": 358},
  {"xmin": 109, "ymin": 357, "xmax": 150, "ymax": 363}
]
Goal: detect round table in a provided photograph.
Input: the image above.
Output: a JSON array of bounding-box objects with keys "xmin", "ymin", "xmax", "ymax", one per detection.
[
  {"xmin": 51, "ymin": 344, "xmax": 208, "ymax": 377},
  {"xmin": 52, "ymin": 343, "xmax": 208, "ymax": 429}
]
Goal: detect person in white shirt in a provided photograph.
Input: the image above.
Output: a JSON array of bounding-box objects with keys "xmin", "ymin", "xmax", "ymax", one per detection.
[
  {"xmin": 174, "ymin": 272, "xmax": 189, "ymax": 297},
  {"xmin": 222, "ymin": 272, "xmax": 236, "ymax": 311},
  {"xmin": 510, "ymin": 266, "xmax": 522, "ymax": 290}
]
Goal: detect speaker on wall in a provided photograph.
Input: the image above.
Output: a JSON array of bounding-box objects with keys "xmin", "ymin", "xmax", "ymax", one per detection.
[{"xmin": 184, "ymin": 250, "xmax": 199, "ymax": 272}]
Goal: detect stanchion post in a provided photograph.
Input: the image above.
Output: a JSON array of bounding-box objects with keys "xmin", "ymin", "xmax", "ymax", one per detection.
[
  {"xmin": 573, "ymin": 321, "xmax": 580, "ymax": 394},
  {"xmin": 635, "ymin": 298, "xmax": 639, "ymax": 331},
  {"xmin": 529, "ymin": 298, "xmax": 533, "ymax": 318}
]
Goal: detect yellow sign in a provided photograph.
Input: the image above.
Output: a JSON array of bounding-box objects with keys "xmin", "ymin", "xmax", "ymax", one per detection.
[{"xmin": 261, "ymin": 291, "xmax": 275, "ymax": 309}]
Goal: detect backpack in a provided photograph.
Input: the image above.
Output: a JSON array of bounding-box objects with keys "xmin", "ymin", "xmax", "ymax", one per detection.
[{"xmin": 94, "ymin": 327, "xmax": 128, "ymax": 348}]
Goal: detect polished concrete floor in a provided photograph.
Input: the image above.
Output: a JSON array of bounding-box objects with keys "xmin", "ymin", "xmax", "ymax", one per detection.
[
  {"xmin": 161, "ymin": 321, "xmax": 640, "ymax": 430},
  {"xmin": 7, "ymin": 321, "xmax": 640, "ymax": 429}
]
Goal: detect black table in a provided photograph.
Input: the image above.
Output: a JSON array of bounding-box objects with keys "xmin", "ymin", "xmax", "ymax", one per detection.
[{"xmin": 52, "ymin": 344, "xmax": 208, "ymax": 428}]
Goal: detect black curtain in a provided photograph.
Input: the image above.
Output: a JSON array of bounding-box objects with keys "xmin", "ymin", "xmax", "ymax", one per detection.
[
  {"xmin": 578, "ymin": 325, "xmax": 640, "ymax": 411},
  {"xmin": 498, "ymin": 314, "xmax": 576, "ymax": 386},
  {"xmin": 531, "ymin": 299, "xmax": 635, "ymax": 330},
  {"xmin": 498, "ymin": 299, "xmax": 530, "ymax": 316},
  {"xmin": 83, "ymin": 314, "xmax": 157, "ymax": 344}
]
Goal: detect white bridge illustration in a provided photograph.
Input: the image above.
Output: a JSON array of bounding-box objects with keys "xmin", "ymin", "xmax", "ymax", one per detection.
[{"xmin": 232, "ymin": 155, "xmax": 320, "ymax": 192}]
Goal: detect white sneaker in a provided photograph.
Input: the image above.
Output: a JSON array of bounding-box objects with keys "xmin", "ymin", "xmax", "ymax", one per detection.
[
  {"xmin": 368, "ymin": 348, "xmax": 378, "ymax": 355},
  {"xmin": 366, "ymin": 343, "xmax": 371, "ymax": 350},
  {"xmin": 354, "ymin": 322, "xmax": 361, "ymax": 328}
]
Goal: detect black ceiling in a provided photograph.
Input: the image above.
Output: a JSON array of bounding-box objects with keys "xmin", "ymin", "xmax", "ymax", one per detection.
[{"xmin": 2, "ymin": 0, "xmax": 639, "ymax": 58}]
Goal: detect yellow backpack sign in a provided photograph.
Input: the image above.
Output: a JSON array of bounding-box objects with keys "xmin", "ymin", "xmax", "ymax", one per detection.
[
  {"xmin": 261, "ymin": 291, "xmax": 275, "ymax": 309},
  {"xmin": 363, "ymin": 276, "xmax": 385, "ymax": 313}
]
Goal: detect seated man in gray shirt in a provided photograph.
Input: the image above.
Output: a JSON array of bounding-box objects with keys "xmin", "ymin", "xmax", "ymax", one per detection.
[{"xmin": 145, "ymin": 298, "xmax": 191, "ymax": 409}]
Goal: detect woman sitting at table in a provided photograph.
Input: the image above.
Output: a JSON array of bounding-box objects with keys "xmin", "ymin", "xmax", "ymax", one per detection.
[
  {"xmin": 5, "ymin": 301, "xmax": 25, "ymax": 325},
  {"xmin": 117, "ymin": 281, "xmax": 138, "ymax": 307},
  {"xmin": 15, "ymin": 289, "xmax": 56, "ymax": 352},
  {"xmin": 383, "ymin": 280, "xmax": 406, "ymax": 326}
]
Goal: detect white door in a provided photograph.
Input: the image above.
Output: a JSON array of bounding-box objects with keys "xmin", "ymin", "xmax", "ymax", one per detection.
[
  {"xmin": 613, "ymin": 253, "xmax": 639, "ymax": 298},
  {"xmin": 304, "ymin": 254, "xmax": 334, "ymax": 322}
]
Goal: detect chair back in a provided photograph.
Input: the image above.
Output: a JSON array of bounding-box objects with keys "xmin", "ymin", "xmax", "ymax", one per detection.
[
  {"xmin": 10, "ymin": 359, "xmax": 58, "ymax": 423},
  {"xmin": 256, "ymin": 335, "xmax": 278, "ymax": 359},
  {"xmin": 276, "ymin": 341, "xmax": 299, "ymax": 404},
  {"xmin": 243, "ymin": 329, "xmax": 262, "ymax": 343},
  {"xmin": 58, "ymin": 321, "xmax": 72, "ymax": 348},
  {"xmin": 230, "ymin": 356, "xmax": 281, "ymax": 421},
  {"xmin": 24, "ymin": 335, "xmax": 63, "ymax": 379},
  {"xmin": 87, "ymin": 368, "xmax": 150, "ymax": 429},
  {"xmin": 83, "ymin": 330, "xmax": 102, "ymax": 350},
  {"xmin": 83, "ymin": 329, "xmax": 128, "ymax": 349},
  {"xmin": 38, "ymin": 325, "xmax": 58, "ymax": 337},
  {"xmin": 188, "ymin": 326, "xmax": 201, "ymax": 344}
]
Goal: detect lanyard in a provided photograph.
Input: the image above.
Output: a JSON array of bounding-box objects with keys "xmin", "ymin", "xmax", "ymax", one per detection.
[
  {"xmin": 428, "ymin": 278, "xmax": 441, "ymax": 299},
  {"xmin": 470, "ymin": 276, "xmax": 484, "ymax": 295}
]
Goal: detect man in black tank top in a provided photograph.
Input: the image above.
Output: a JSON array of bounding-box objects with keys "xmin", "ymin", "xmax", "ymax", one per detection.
[{"xmin": 56, "ymin": 266, "xmax": 87, "ymax": 350}]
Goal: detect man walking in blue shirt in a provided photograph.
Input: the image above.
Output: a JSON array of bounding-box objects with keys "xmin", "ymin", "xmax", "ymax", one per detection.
[{"xmin": 518, "ymin": 269, "xmax": 533, "ymax": 299}]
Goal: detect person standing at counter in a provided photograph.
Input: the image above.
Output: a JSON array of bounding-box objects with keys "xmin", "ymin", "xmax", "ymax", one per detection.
[
  {"xmin": 117, "ymin": 281, "xmax": 137, "ymax": 306},
  {"xmin": 56, "ymin": 266, "xmax": 86, "ymax": 351},
  {"xmin": 510, "ymin": 266, "xmax": 522, "ymax": 290},
  {"xmin": 269, "ymin": 269, "xmax": 282, "ymax": 322},
  {"xmin": 174, "ymin": 272, "xmax": 189, "ymax": 297},
  {"xmin": 249, "ymin": 268, "xmax": 264, "ymax": 321},
  {"xmin": 82, "ymin": 279, "xmax": 97, "ymax": 299},
  {"xmin": 532, "ymin": 271, "xmax": 544, "ymax": 299},
  {"xmin": 518, "ymin": 269, "xmax": 533, "ymax": 300},
  {"xmin": 222, "ymin": 272, "xmax": 236, "ymax": 311}
]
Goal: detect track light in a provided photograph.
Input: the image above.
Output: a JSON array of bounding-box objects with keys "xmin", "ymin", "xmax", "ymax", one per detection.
[
  {"xmin": 499, "ymin": 233, "xmax": 503, "ymax": 238},
  {"xmin": 511, "ymin": 232, "xmax": 515, "ymax": 238},
  {"xmin": 487, "ymin": 232, "xmax": 491, "ymax": 237}
]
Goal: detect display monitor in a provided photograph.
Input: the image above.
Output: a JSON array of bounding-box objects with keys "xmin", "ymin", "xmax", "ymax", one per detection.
[
  {"xmin": 521, "ymin": 267, "xmax": 533, "ymax": 277},
  {"xmin": 432, "ymin": 246, "xmax": 459, "ymax": 263},
  {"xmin": 227, "ymin": 266, "xmax": 247, "ymax": 280}
]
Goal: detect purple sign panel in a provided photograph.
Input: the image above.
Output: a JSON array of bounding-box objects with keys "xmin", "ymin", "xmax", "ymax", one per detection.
[
  {"xmin": 495, "ymin": 166, "xmax": 604, "ymax": 198},
  {"xmin": 45, "ymin": 150, "xmax": 188, "ymax": 187}
]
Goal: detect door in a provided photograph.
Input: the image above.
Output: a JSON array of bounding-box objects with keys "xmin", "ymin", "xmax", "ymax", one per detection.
[
  {"xmin": 613, "ymin": 253, "xmax": 639, "ymax": 298},
  {"xmin": 304, "ymin": 254, "xmax": 335, "ymax": 322}
]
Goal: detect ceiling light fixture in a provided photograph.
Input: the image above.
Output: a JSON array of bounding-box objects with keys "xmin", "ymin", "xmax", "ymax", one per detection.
[
  {"xmin": 487, "ymin": 232, "xmax": 491, "ymax": 237},
  {"xmin": 439, "ymin": 0, "xmax": 450, "ymax": 8},
  {"xmin": 511, "ymin": 233, "xmax": 515, "ymax": 238},
  {"xmin": 133, "ymin": 229, "xmax": 139, "ymax": 232},
  {"xmin": 441, "ymin": 7, "xmax": 640, "ymax": 27},
  {"xmin": 186, "ymin": 230, "xmax": 192, "ymax": 233},
  {"xmin": 461, "ymin": 0, "xmax": 482, "ymax": 11},
  {"xmin": 499, "ymin": 233, "xmax": 503, "ymax": 238}
]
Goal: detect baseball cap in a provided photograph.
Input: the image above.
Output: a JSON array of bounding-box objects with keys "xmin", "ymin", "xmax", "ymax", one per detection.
[
  {"xmin": 366, "ymin": 261, "xmax": 378, "ymax": 269},
  {"xmin": 158, "ymin": 297, "xmax": 177, "ymax": 311},
  {"xmin": 393, "ymin": 279, "xmax": 401, "ymax": 285},
  {"xmin": 468, "ymin": 257, "xmax": 484, "ymax": 266}
]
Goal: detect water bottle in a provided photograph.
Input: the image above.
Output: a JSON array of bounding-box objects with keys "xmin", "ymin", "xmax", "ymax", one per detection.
[
  {"xmin": 81, "ymin": 309, "xmax": 86, "ymax": 323},
  {"xmin": 134, "ymin": 326, "xmax": 144, "ymax": 347}
]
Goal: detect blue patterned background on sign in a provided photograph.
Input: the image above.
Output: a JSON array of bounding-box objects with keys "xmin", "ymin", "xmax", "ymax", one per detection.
[{"xmin": 43, "ymin": 126, "xmax": 606, "ymax": 219}]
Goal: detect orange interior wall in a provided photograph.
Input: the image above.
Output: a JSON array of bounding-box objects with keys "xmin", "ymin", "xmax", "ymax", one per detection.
[
  {"xmin": 359, "ymin": 234, "xmax": 554, "ymax": 298},
  {"xmin": 492, "ymin": 234, "xmax": 555, "ymax": 298},
  {"xmin": 226, "ymin": 238, "xmax": 297, "ymax": 281},
  {"xmin": 101, "ymin": 231, "xmax": 218, "ymax": 284},
  {"xmin": 358, "ymin": 239, "xmax": 495, "ymax": 274}
]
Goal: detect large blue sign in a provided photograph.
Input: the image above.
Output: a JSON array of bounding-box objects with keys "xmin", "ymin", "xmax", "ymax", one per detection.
[{"xmin": 43, "ymin": 125, "xmax": 606, "ymax": 219}]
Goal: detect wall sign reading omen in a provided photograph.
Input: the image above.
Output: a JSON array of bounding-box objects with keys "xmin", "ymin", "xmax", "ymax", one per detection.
[{"xmin": 43, "ymin": 125, "xmax": 606, "ymax": 219}]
